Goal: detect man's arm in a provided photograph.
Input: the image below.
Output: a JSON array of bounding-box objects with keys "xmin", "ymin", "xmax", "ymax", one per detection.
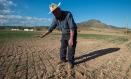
[
  {"xmin": 40, "ymin": 18, "xmax": 57, "ymax": 38},
  {"xmin": 67, "ymin": 13, "xmax": 77, "ymax": 47}
]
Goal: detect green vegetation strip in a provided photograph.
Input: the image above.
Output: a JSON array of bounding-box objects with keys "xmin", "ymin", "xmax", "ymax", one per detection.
[
  {"xmin": 53, "ymin": 33, "xmax": 121, "ymax": 40},
  {"xmin": 0, "ymin": 31, "xmax": 38, "ymax": 41},
  {"xmin": 53, "ymin": 33, "xmax": 128, "ymax": 44},
  {"xmin": 78, "ymin": 34, "xmax": 128, "ymax": 44},
  {"xmin": 78, "ymin": 34, "xmax": 113, "ymax": 40},
  {"xmin": 0, "ymin": 31, "xmax": 129, "ymax": 44}
]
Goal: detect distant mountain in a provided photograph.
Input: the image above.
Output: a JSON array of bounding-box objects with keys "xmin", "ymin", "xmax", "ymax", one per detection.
[{"xmin": 77, "ymin": 19, "xmax": 119, "ymax": 29}]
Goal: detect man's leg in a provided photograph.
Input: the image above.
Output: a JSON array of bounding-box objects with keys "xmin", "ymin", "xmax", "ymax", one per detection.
[
  {"xmin": 60, "ymin": 39, "xmax": 68, "ymax": 62},
  {"xmin": 67, "ymin": 41, "xmax": 77, "ymax": 67}
]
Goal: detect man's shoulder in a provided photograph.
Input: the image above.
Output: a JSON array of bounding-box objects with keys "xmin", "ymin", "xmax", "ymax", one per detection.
[
  {"xmin": 62, "ymin": 10, "xmax": 71, "ymax": 13},
  {"xmin": 62, "ymin": 11, "xmax": 72, "ymax": 19},
  {"xmin": 62, "ymin": 10, "xmax": 72, "ymax": 15}
]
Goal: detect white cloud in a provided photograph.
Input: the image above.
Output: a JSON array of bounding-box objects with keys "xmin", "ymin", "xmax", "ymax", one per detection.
[
  {"xmin": 0, "ymin": 0, "xmax": 16, "ymax": 15},
  {"xmin": 0, "ymin": 9, "xmax": 14, "ymax": 15},
  {"xmin": 0, "ymin": 15, "xmax": 49, "ymax": 22},
  {"xmin": 0, "ymin": 0, "xmax": 50, "ymax": 26},
  {"xmin": 0, "ymin": 15, "xmax": 50, "ymax": 26}
]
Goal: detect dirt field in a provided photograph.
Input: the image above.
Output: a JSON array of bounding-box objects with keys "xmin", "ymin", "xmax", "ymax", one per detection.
[{"xmin": 0, "ymin": 31, "xmax": 131, "ymax": 79}]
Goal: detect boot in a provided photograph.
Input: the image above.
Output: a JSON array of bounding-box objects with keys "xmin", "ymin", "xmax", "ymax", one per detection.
[
  {"xmin": 68, "ymin": 63, "xmax": 74, "ymax": 69},
  {"xmin": 57, "ymin": 60, "xmax": 67, "ymax": 65}
]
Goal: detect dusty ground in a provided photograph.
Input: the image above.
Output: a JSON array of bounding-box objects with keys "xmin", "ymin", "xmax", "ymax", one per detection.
[{"xmin": 0, "ymin": 33, "xmax": 131, "ymax": 79}]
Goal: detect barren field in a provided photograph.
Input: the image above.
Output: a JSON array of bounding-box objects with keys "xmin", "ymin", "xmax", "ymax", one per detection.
[{"xmin": 0, "ymin": 31, "xmax": 131, "ymax": 79}]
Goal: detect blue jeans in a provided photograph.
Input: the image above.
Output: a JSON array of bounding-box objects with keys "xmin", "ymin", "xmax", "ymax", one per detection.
[{"xmin": 60, "ymin": 39, "xmax": 77, "ymax": 64}]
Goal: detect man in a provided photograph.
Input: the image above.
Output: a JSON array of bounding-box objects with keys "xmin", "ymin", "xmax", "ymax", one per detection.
[{"xmin": 40, "ymin": 3, "xmax": 77, "ymax": 69}]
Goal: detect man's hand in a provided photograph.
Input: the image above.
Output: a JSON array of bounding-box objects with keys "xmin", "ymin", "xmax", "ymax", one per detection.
[
  {"xmin": 68, "ymin": 38, "xmax": 73, "ymax": 47},
  {"xmin": 40, "ymin": 34, "xmax": 46, "ymax": 38},
  {"xmin": 41, "ymin": 31, "xmax": 50, "ymax": 38}
]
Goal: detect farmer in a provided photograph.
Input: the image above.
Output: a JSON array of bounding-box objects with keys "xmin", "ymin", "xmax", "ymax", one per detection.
[{"xmin": 40, "ymin": 3, "xmax": 77, "ymax": 69}]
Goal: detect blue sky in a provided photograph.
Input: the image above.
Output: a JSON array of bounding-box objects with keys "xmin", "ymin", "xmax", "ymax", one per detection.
[{"xmin": 0, "ymin": 0, "xmax": 131, "ymax": 28}]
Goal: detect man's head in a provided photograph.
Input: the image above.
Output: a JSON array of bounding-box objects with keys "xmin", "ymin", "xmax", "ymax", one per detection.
[{"xmin": 49, "ymin": 3, "xmax": 62, "ymax": 18}]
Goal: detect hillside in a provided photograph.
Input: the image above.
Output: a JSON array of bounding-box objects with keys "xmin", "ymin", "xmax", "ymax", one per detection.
[
  {"xmin": 77, "ymin": 19, "xmax": 118, "ymax": 30},
  {"xmin": 76, "ymin": 19, "xmax": 131, "ymax": 35}
]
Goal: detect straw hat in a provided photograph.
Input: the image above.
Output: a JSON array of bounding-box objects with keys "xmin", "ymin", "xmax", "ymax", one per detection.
[{"xmin": 49, "ymin": 3, "xmax": 61, "ymax": 14}]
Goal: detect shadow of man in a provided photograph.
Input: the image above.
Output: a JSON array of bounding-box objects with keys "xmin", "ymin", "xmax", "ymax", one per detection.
[{"xmin": 75, "ymin": 48, "xmax": 120, "ymax": 65}]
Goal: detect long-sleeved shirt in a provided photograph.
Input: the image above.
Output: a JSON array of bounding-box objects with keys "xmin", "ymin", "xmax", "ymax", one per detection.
[{"xmin": 48, "ymin": 11, "xmax": 77, "ymax": 40}]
